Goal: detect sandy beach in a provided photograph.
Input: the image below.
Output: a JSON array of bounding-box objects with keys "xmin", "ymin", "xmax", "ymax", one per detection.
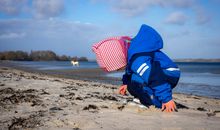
[{"xmin": 0, "ymin": 66, "xmax": 220, "ymax": 130}]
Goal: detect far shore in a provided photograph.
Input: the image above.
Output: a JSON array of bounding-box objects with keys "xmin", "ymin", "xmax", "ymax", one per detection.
[
  {"xmin": 174, "ymin": 59, "xmax": 220, "ymax": 63},
  {"xmin": 1, "ymin": 58, "xmax": 220, "ymax": 63}
]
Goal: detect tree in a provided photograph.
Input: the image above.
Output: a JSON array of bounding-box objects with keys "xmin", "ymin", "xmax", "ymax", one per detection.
[
  {"xmin": 0, "ymin": 50, "xmax": 89, "ymax": 62},
  {"xmin": 14, "ymin": 51, "xmax": 29, "ymax": 61},
  {"xmin": 0, "ymin": 52, "xmax": 5, "ymax": 60},
  {"xmin": 58, "ymin": 55, "xmax": 70, "ymax": 61},
  {"xmin": 78, "ymin": 57, "xmax": 88, "ymax": 61},
  {"xmin": 71, "ymin": 56, "xmax": 78, "ymax": 62},
  {"xmin": 4, "ymin": 51, "xmax": 16, "ymax": 60},
  {"xmin": 30, "ymin": 50, "xmax": 57, "ymax": 61}
]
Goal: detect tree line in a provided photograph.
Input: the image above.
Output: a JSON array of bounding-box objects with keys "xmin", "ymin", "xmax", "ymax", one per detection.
[{"xmin": 0, "ymin": 50, "xmax": 88, "ymax": 61}]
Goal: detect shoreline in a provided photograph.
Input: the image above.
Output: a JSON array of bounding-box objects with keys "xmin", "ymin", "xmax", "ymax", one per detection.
[
  {"xmin": 0, "ymin": 60, "xmax": 122, "ymax": 85},
  {"xmin": 1, "ymin": 60, "xmax": 220, "ymax": 99},
  {"xmin": 0, "ymin": 66, "xmax": 220, "ymax": 129}
]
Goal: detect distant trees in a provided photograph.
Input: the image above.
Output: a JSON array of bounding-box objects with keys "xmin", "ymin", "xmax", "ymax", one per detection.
[
  {"xmin": 78, "ymin": 57, "xmax": 88, "ymax": 61},
  {"xmin": 30, "ymin": 50, "xmax": 57, "ymax": 61},
  {"xmin": 0, "ymin": 51, "xmax": 29, "ymax": 61},
  {"xmin": 58, "ymin": 55, "xmax": 71, "ymax": 61},
  {"xmin": 0, "ymin": 50, "xmax": 88, "ymax": 61}
]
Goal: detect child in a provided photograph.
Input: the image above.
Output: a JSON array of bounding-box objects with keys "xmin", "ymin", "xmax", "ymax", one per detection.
[{"xmin": 92, "ymin": 24, "xmax": 180, "ymax": 112}]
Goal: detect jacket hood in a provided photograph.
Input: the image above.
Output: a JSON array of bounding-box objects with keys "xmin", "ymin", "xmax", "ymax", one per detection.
[{"xmin": 128, "ymin": 24, "xmax": 163, "ymax": 60}]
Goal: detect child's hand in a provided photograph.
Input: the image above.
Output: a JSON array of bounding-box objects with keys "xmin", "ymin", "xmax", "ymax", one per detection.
[
  {"xmin": 162, "ymin": 100, "xmax": 177, "ymax": 112},
  {"xmin": 118, "ymin": 85, "xmax": 127, "ymax": 95}
]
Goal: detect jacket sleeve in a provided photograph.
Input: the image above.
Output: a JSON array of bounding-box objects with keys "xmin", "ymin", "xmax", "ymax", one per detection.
[
  {"xmin": 130, "ymin": 56, "xmax": 152, "ymax": 84},
  {"xmin": 152, "ymin": 83, "xmax": 172, "ymax": 103},
  {"xmin": 122, "ymin": 73, "xmax": 129, "ymax": 85}
]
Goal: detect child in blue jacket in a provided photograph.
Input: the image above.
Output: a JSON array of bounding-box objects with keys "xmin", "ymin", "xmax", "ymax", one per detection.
[{"xmin": 119, "ymin": 24, "xmax": 180, "ymax": 112}]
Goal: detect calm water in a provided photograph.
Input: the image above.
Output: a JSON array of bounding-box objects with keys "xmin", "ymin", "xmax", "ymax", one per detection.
[
  {"xmin": 13, "ymin": 61, "xmax": 220, "ymax": 99},
  {"xmin": 13, "ymin": 61, "xmax": 98, "ymax": 70}
]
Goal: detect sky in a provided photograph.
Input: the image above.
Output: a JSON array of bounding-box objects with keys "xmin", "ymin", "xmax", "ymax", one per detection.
[{"xmin": 0, "ymin": 0, "xmax": 220, "ymax": 60}]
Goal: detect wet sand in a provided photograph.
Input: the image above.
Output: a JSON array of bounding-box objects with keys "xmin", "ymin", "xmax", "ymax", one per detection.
[
  {"xmin": 0, "ymin": 61, "xmax": 121, "ymax": 85},
  {"xmin": 0, "ymin": 66, "xmax": 220, "ymax": 130}
]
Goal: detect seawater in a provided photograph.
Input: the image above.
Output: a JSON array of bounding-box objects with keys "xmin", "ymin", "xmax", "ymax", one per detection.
[
  {"xmin": 13, "ymin": 61, "xmax": 220, "ymax": 99},
  {"xmin": 107, "ymin": 62, "xmax": 220, "ymax": 99},
  {"xmin": 13, "ymin": 61, "xmax": 98, "ymax": 70}
]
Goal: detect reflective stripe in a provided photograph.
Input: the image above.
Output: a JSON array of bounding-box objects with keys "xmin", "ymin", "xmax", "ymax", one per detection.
[
  {"xmin": 137, "ymin": 63, "xmax": 147, "ymax": 73},
  {"xmin": 166, "ymin": 68, "xmax": 180, "ymax": 71},
  {"xmin": 139, "ymin": 65, "xmax": 149, "ymax": 76}
]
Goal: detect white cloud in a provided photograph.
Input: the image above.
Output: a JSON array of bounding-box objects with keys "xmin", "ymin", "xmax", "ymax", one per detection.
[
  {"xmin": 157, "ymin": 0, "xmax": 195, "ymax": 8},
  {"xmin": 110, "ymin": 0, "xmax": 155, "ymax": 17},
  {"xmin": 97, "ymin": 0, "xmax": 211, "ymax": 25},
  {"xmin": 196, "ymin": 13, "xmax": 211, "ymax": 25},
  {"xmin": 32, "ymin": 0, "xmax": 65, "ymax": 19},
  {"xmin": 0, "ymin": 19, "xmax": 103, "ymax": 58},
  {"xmin": 0, "ymin": 0, "xmax": 27, "ymax": 15},
  {"xmin": 165, "ymin": 12, "xmax": 187, "ymax": 25},
  {"xmin": 102, "ymin": 0, "xmax": 195, "ymax": 17},
  {"xmin": 0, "ymin": 32, "xmax": 26, "ymax": 39},
  {"xmin": 0, "ymin": 0, "xmax": 65, "ymax": 19},
  {"xmin": 193, "ymin": 6, "xmax": 211, "ymax": 25}
]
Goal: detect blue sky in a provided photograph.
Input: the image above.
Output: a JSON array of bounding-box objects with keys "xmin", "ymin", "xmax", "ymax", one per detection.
[{"xmin": 0, "ymin": 0, "xmax": 220, "ymax": 59}]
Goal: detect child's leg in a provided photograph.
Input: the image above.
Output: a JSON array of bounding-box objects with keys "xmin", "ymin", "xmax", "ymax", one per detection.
[
  {"xmin": 127, "ymin": 82, "xmax": 162, "ymax": 108},
  {"xmin": 142, "ymin": 86, "xmax": 162, "ymax": 108}
]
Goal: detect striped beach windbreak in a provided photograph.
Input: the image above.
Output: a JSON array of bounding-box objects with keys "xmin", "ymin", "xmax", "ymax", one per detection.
[{"xmin": 92, "ymin": 36, "xmax": 131, "ymax": 72}]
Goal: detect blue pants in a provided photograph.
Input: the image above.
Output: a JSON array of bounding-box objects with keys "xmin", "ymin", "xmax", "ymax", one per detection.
[{"xmin": 127, "ymin": 81, "xmax": 162, "ymax": 108}]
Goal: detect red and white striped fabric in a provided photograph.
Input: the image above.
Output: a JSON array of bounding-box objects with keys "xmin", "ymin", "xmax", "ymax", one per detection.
[{"xmin": 92, "ymin": 36, "xmax": 131, "ymax": 72}]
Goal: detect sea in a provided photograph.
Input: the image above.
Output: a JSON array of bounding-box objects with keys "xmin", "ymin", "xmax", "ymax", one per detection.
[{"xmin": 11, "ymin": 61, "xmax": 220, "ymax": 99}]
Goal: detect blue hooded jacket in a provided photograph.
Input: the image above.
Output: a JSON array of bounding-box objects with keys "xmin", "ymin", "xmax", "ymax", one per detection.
[
  {"xmin": 128, "ymin": 24, "xmax": 163, "ymax": 61},
  {"xmin": 123, "ymin": 24, "xmax": 180, "ymax": 107}
]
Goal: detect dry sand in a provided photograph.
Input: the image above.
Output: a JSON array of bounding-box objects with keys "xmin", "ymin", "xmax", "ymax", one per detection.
[{"xmin": 0, "ymin": 67, "xmax": 220, "ymax": 130}]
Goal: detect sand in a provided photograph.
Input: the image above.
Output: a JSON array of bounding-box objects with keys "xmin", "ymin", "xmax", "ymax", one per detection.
[{"xmin": 0, "ymin": 66, "xmax": 220, "ymax": 130}]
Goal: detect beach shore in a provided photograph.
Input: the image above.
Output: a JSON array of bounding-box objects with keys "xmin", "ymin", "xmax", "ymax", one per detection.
[{"xmin": 0, "ymin": 66, "xmax": 220, "ymax": 130}]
